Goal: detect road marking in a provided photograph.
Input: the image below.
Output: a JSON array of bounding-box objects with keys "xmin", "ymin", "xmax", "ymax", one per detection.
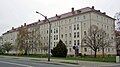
[{"xmin": 0, "ymin": 61, "xmax": 34, "ymax": 67}]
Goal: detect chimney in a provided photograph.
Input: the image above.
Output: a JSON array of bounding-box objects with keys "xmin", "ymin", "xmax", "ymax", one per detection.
[
  {"xmin": 56, "ymin": 14, "xmax": 60, "ymax": 18},
  {"xmin": 77, "ymin": 10, "xmax": 81, "ymax": 13},
  {"xmin": 38, "ymin": 19, "xmax": 41, "ymax": 22},
  {"xmin": 56, "ymin": 14, "xmax": 58, "ymax": 17},
  {"xmin": 21, "ymin": 25, "xmax": 23, "ymax": 27},
  {"xmin": 12, "ymin": 27, "xmax": 14, "ymax": 30},
  {"xmin": 71, "ymin": 7, "xmax": 75, "ymax": 14},
  {"xmin": 103, "ymin": 12, "xmax": 106, "ymax": 14},
  {"xmin": 97, "ymin": 10, "xmax": 100, "ymax": 12},
  {"xmin": 92, "ymin": 6, "xmax": 94, "ymax": 9},
  {"xmin": 45, "ymin": 16, "xmax": 47, "ymax": 20},
  {"xmin": 24, "ymin": 23, "xmax": 26, "ymax": 26}
]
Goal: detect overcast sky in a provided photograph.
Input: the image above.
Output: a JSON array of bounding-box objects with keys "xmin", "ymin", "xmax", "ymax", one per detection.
[{"xmin": 0, "ymin": 0, "xmax": 120, "ymax": 35}]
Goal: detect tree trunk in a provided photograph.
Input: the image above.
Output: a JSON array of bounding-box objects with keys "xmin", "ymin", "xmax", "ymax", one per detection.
[
  {"xmin": 102, "ymin": 48, "xmax": 105, "ymax": 58},
  {"xmin": 24, "ymin": 49, "xmax": 27, "ymax": 55},
  {"xmin": 94, "ymin": 49, "xmax": 97, "ymax": 58}
]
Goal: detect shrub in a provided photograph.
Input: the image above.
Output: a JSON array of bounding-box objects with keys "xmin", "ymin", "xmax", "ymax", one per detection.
[{"xmin": 51, "ymin": 40, "xmax": 68, "ymax": 57}]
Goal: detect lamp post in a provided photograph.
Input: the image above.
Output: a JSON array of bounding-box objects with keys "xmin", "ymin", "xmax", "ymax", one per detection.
[{"xmin": 36, "ymin": 11, "xmax": 51, "ymax": 61}]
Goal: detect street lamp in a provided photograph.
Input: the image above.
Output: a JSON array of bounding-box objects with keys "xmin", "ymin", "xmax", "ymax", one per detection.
[{"xmin": 36, "ymin": 11, "xmax": 51, "ymax": 61}]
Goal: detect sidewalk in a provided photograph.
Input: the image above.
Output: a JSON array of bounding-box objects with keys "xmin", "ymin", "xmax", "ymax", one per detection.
[{"xmin": 0, "ymin": 56, "xmax": 120, "ymax": 67}]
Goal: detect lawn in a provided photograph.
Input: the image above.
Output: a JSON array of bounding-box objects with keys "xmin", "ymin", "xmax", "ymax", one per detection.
[
  {"xmin": 0, "ymin": 54, "xmax": 116, "ymax": 63},
  {"xmin": 63, "ymin": 57, "xmax": 116, "ymax": 63},
  {"xmin": 0, "ymin": 54, "xmax": 47, "ymax": 58}
]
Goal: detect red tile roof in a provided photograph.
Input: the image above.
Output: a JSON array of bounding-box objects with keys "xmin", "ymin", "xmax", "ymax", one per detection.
[{"xmin": 2, "ymin": 6, "xmax": 115, "ymax": 35}]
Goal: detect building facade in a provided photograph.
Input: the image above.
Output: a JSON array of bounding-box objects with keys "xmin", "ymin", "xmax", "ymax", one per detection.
[{"xmin": 1, "ymin": 6, "xmax": 116, "ymax": 55}]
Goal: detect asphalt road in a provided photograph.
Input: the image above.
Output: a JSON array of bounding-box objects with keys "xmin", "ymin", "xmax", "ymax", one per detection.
[
  {"xmin": 0, "ymin": 57, "xmax": 120, "ymax": 67},
  {"xmin": 0, "ymin": 57, "xmax": 80, "ymax": 67}
]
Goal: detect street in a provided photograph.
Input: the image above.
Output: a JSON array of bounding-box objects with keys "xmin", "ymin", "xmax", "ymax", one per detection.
[
  {"xmin": 0, "ymin": 57, "xmax": 120, "ymax": 67},
  {"xmin": 0, "ymin": 57, "xmax": 79, "ymax": 67}
]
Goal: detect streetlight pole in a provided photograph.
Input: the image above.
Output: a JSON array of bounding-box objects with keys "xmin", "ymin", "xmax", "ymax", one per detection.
[{"xmin": 36, "ymin": 11, "xmax": 51, "ymax": 61}]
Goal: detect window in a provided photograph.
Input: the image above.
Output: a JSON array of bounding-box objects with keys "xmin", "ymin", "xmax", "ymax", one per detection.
[
  {"xmin": 74, "ymin": 18, "xmax": 76, "ymax": 22},
  {"xmin": 54, "ymin": 35, "xmax": 55, "ymax": 40},
  {"xmin": 112, "ymin": 48, "xmax": 114, "ymax": 52},
  {"xmin": 107, "ymin": 26, "xmax": 109, "ymax": 30},
  {"xmin": 54, "ymin": 29, "xmax": 55, "ymax": 33},
  {"xmin": 97, "ymin": 23, "xmax": 99, "ymax": 25},
  {"xmin": 65, "ymin": 41, "xmax": 67, "ymax": 44},
  {"xmin": 77, "ymin": 40, "xmax": 79, "ymax": 45},
  {"xmin": 84, "ymin": 23, "xmax": 86, "ymax": 27},
  {"xmin": 51, "ymin": 29, "xmax": 52, "ymax": 33},
  {"xmin": 69, "ymin": 48, "xmax": 72, "ymax": 52},
  {"xmin": 83, "ymin": 15, "xmax": 86, "ymax": 19},
  {"xmin": 69, "ymin": 33, "xmax": 71, "ymax": 37},
  {"xmin": 51, "ymin": 36, "xmax": 52, "ymax": 39},
  {"xmin": 74, "ymin": 25, "xmax": 76, "ymax": 30},
  {"xmin": 98, "ymin": 48, "xmax": 100, "ymax": 52},
  {"xmin": 77, "ymin": 32, "xmax": 79, "ymax": 37},
  {"xmin": 77, "ymin": 24, "xmax": 79, "ymax": 30},
  {"xmin": 56, "ymin": 28, "xmax": 58, "ymax": 33},
  {"xmin": 69, "ymin": 26, "xmax": 71, "ymax": 29},
  {"xmin": 84, "ymin": 40, "xmax": 86, "ymax": 43},
  {"xmin": 61, "ymin": 34, "xmax": 63, "ymax": 38},
  {"xmin": 55, "ymin": 23, "xmax": 56, "ymax": 26},
  {"xmin": 111, "ymin": 37, "xmax": 113, "ymax": 39},
  {"xmin": 51, "ymin": 42, "xmax": 52, "ymax": 45},
  {"xmin": 61, "ymin": 21, "xmax": 63, "ymax": 24},
  {"xmin": 47, "ymin": 30, "xmax": 48, "ymax": 34},
  {"xmin": 65, "ymin": 34, "xmax": 67, "ymax": 37},
  {"xmin": 101, "ymin": 17, "xmax": 103, "ymax": 21},
  {"xmin": 47, "ymin": 36, "xmax": 48, "ymax": 40},
  {"xmin": 84, "ymin": 48, "xmax": 87, "ymax": 52},
  {"xmin": 74, "ymin": 40, "xmax": 76, "ymax": 45},
  {"xmin": 65, "ymin": 20, "xmax": 67, "ymax": 23},
  {"xmin": 69, "ymin": 19, "xmax": 71, "ymax": 23},
  {"xmin": 69, "ymin": 41, "xmax": 71, "ymax": 44},
  {"xmin": 97, "ymin": 16, "xmax": 98, "ymax": 19},
  {"xmin": 74, "ymin": 32, "xmax": 76, "ymax": 38},
  {"xmin": 77, "ymin": 17, "xmax": 79, "ymax": 21},
  {"xmin": 108, "ymin": 48, "xmax": 110, "ymax": 52},
  {"xmin": 54, "ymin": 42, "xmax": 55, "ymax": 47},
  {"xmin": 56, "ymin": 35, "xmax": 58, "ymax": 40},
  {"xmin": 104, "ymin": 25, "xmax": 106, "ymax": 28},
  {"xmin": 107, "ymin": 19, "xmax": 108, "ymax": 22},
  {"xmin": 84, "ymin": 31, "xmax": 86, "ymax": 35}
]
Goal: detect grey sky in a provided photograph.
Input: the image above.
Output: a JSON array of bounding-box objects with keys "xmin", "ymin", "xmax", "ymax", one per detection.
[{"xmin": 0, "ymin": 0, "xmax": 120, "ymax": 35}]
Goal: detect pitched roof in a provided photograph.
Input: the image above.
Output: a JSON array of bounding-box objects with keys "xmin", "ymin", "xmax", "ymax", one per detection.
[{"xmin": 2, "ymin": 6, "xmax": 115, "ymax": 35}]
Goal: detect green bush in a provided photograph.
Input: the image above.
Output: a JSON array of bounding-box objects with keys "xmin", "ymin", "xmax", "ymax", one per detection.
[{"xmin": 51, "ymin": 40, "xmax": 68, "ymax": 57}]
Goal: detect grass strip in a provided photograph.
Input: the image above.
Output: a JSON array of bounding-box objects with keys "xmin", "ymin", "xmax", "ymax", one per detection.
[{"xmin": 60, "ymin": 62, "xmax": 79, "ymax": 65}]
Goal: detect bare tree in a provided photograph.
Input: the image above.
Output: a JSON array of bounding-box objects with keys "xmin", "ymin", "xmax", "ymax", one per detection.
[
  {"xmin": 98, "ymin": 29, "xmax": 113, "ymax": 58},
  {"xmin": 82, "ymin": 25, "xmax": 112, "ymax": 58},
  {"xmin": 114, "ymin": 12, "xmax": 120, "ymax": 31},
  {"xmin": 29, "ymin": 24, "xmax": 48, "ymax": 54},
  {"xmin": 16, "ymin": 26, "xmax": 31, "ymax": 55},
  {"xmin": 29, "ymin": 26, "xmax": 41, "ymax": 54},
  {"xmin": 116, "ymin": 36, "xmax": 120, "ymax": 50},
  {"xmin": 3, "ymin": 42, "xmax": 13, "ymax": 53}
]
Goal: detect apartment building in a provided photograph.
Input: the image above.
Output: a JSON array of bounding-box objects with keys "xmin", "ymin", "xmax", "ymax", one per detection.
[
  {"xmin": 0, "ymin": 36, "xmax": 3, "ymax": 46},
  {"xmin": 1, "ymin": 6, "xmax": 116, "ymax": 55}
]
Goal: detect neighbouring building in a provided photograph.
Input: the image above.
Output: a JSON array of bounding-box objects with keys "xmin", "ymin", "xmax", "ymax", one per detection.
[
  {"xmin": 1, "ymin": 6, "xmax": 116, "ymax": 56},
  {"xmin": 0, "ymin": 36, "xmax": 3, "ymax": 45}
]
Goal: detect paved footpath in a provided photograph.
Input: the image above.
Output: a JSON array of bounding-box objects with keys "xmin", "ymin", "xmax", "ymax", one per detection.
[{"xmin": 0, "ymin": 56, "xmax": 120, "ymax": 67}]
